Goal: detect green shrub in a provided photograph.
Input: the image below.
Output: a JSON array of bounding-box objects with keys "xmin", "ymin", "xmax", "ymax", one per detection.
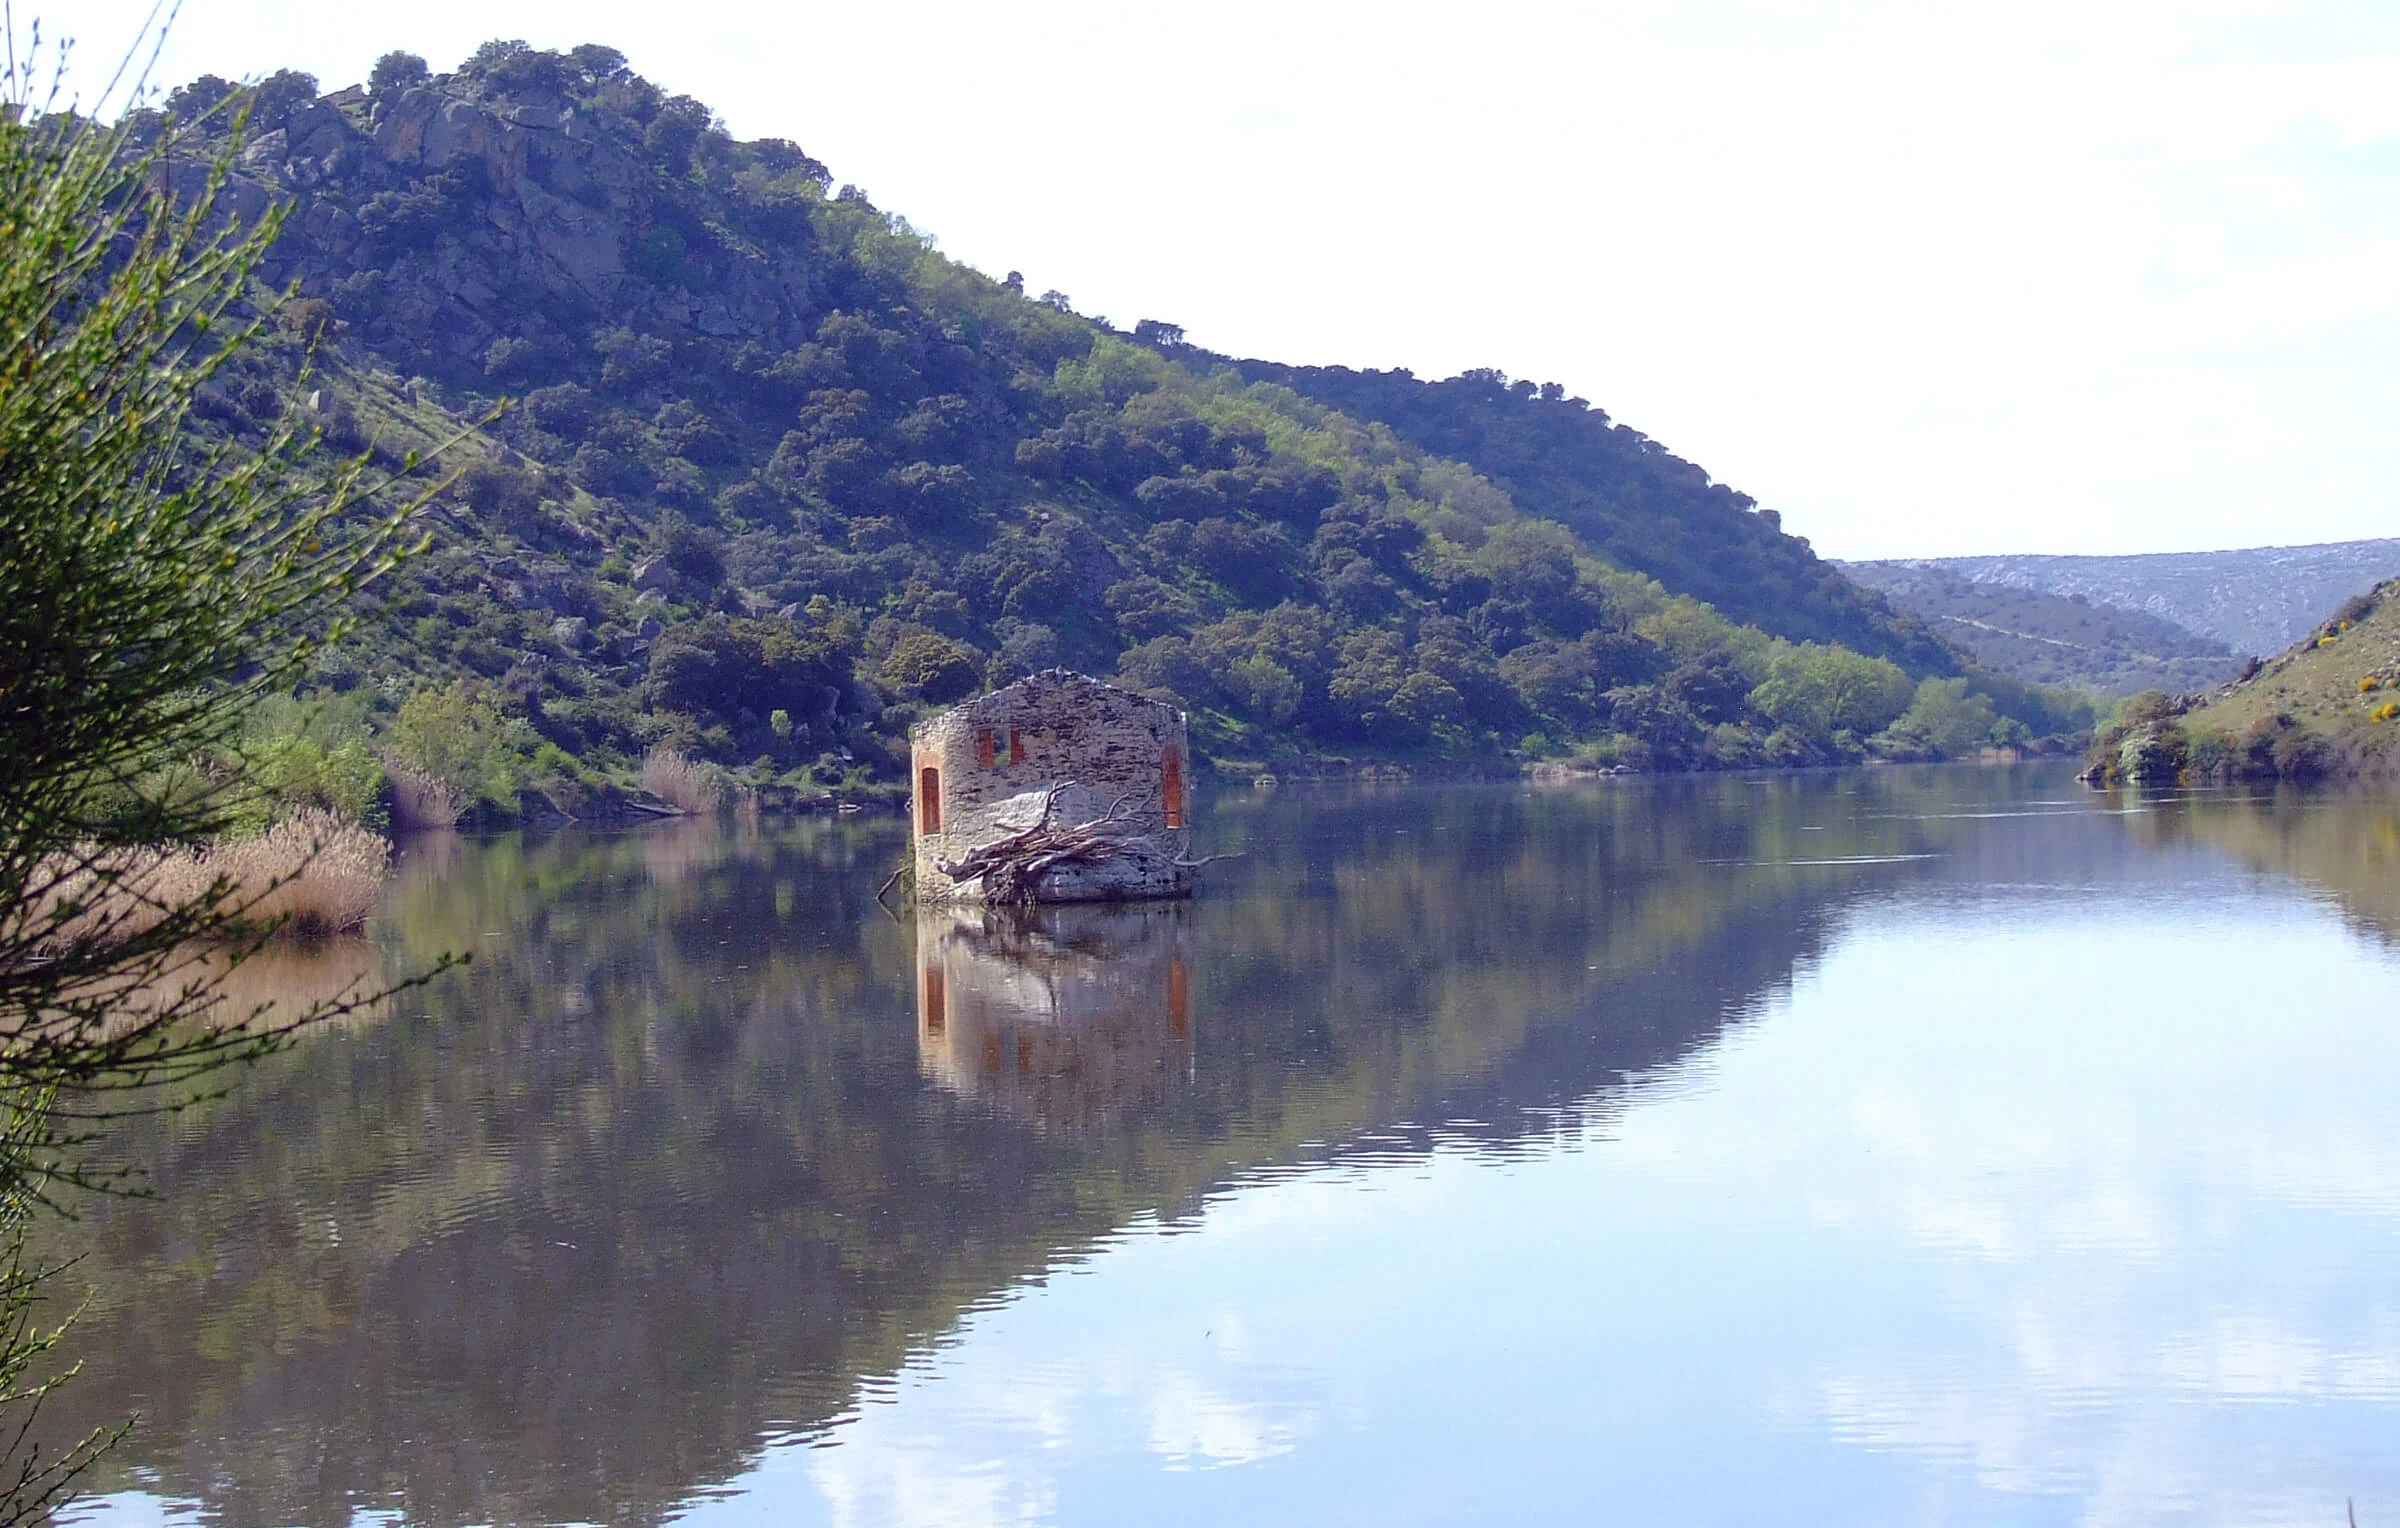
[
  {"xmin": 251, "ymin": 733, "xmax": 389, "ymax": 827},
  {"xmin": 879, "ymin": 631, "xmax": 983, "ymax": 704},
  {"xmin": 386, "ymin": 680, "xmax": 533, "ymax": 814},
  {"xmin": 2271, "ymin": 729, "xmax": 2329, "ymax": 779},
  {"xmin": 237, "ymin": 693, "xmax": 391, "ymax": 828}
]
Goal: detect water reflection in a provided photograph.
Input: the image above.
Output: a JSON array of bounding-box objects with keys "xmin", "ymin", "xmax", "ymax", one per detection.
[
  {"xmin": 2115, "ymin": 784, "xmax": 2400, "ymax": 945},
  {"xmin": 917, "ymin": 906, "xmax": 1195, "ymax": 1132},
  {"xmin": 33, "ymin": 768, "xmax": 2400, "ymax": 1527},
  {"xmin": 122, "ymin": 937, "xmax": 389, "ymax": 1032}
]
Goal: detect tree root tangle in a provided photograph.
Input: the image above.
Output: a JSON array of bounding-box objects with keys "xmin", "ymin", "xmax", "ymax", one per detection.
[{"xmin": 932, "ymin": 781, "xmax": 1236, "ymax": 905}]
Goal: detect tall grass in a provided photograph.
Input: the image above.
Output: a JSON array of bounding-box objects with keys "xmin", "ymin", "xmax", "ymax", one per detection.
[
  {"xmin": 641, "ymin": 748, "xmax": 725, "ymax": 814},
  {"xmin": 383, "ymin": 760, "xmax": 465, "ymax": 830},
  {"xmin": 41, "ymin": 808, "xmax": 391, "ymax": 944},
  {"xmin": 200, "ymin": 810, "xmax": 390, "ymax": 935}
]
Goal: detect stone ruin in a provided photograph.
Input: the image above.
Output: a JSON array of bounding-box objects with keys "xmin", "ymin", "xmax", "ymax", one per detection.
[{"xmin": 909, "ymin": 671, "xmax": 1199, "ymax": 904}]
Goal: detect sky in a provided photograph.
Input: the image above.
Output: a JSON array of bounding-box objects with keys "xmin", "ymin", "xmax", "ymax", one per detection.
[{"xmin": 48, "ymin": 0, "xmax": 2400, "ymax": 559}]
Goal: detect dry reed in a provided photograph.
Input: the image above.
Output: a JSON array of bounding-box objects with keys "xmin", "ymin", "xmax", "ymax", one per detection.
[
  {"xmin": 40, "ymin": 807, "xmax": 392, "ymax": 944},
  {"xmin": 642, "ymin": 748, "xmax": 725, "ymax": 814},
  {"xmin": 384, "ymin": 759, "xmax": 465, "ymax": 829}
]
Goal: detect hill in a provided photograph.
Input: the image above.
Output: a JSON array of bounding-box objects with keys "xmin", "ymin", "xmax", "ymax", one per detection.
[
  {"xmin": 1212, "ymin": 362, "xmax": 1951, "ymax": 671},
  {"xmin": 124, "ymin": 44, "xmax": 2085, "ymax": 816},
  {"xmin": 1837, "ymin": 562, "xmax": 2237, "ymax": 696},
  {"xmin": 2086, "ymin": 581, "xmax": 2400, "ymax": 783},
  {"xmin": 1856, "ymin": 541, "xmax": 2400, "ymax": 660}
]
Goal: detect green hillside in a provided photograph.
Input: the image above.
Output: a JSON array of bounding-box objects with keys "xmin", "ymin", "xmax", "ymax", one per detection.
[
  {"xmin": 1216, "ymin": 361, "xmax": 1951, "ymax": 670},
  {"xmin": 137, "ymin": 44, "xmax": 2085, "ymax": 816},
  {"xmin": 2087, "ymin": 580, "xmax": 2400, "ymax": 782},
  {"xmin": 1840, "ymin": 561, "xmax": 2237, "ymax": 696}
]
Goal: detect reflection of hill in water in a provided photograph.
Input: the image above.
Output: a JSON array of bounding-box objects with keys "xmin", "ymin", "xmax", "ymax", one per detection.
[
  {"xmin": 36, "ymin": 769, "xmax": 2261, "ymax": 1527},
  {"xmin": 2118, "ymin": 786, "xmax": 2400, "ymax": 946}
]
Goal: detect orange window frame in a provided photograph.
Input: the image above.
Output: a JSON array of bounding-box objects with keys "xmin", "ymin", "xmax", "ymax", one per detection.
[{"xmin": 921, "ymin": 966, "xmax": 946, "ymax": 1033}]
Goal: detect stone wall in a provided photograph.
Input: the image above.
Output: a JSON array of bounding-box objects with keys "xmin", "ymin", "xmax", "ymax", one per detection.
[{"xmin": 910, "ymin": 671, "xmax": 1191, "ymax": 902}]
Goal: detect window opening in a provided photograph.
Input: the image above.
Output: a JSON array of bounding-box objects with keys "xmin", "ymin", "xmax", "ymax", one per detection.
[
  {"xmin": 918, "ymin": 766, "xmax": 941, "ymax": 834},
  {"xmin": 1162, "ymin": 750, "xmax": 1185, "ymax": 829}
]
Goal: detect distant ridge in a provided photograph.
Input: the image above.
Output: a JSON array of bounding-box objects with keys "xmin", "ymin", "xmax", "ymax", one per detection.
[
  {"xmin": 1842, "ymin": 540, "xmax": 2400, "ymax": 660},
  {"xmin": 1836, "ymin": 562, "xmax": 2235, "ymax": 697}
]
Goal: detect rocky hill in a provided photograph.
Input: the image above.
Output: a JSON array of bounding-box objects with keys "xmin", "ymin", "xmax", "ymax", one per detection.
[
  {"xmin": 129, "ymin": 43, "xmax": 2085, "ymax": 814},
  {"xmin": 1850, "ymin": 541, "xmax": 2400, "ymax": 660},
  {"xmin": 2086, "ymin": 581, "xmax": 2400, "ymax": 782},
  {"xmin": 1838, "ymin": 562, "xmax": 2238, "ymax": 696}
]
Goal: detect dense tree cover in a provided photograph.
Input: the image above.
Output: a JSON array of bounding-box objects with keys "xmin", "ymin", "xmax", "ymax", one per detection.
[
  {"xmin": 1217, "ymin": 360, "xmax": 1952, "ymax": 669},
  {"xmin": 152, "ymin": 43, "xmax": 2080, "ymax": 812}
]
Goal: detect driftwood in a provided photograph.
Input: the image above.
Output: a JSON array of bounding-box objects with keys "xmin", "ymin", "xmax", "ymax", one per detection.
[
  {"xmin": 873, "ymin": 862, "xmax": 911, "ymax": 919},
  {"xmin": 933, "ymin": 782, "xmax": 1139, "ymax": 905},
  {"xmin": 933, "ymin": 782, "xmax": 1237, "ymax": 905}
]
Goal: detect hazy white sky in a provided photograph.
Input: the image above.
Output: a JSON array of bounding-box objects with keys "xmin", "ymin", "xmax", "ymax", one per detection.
[{"xmin": 53, "ymin": 0, "xmax": 2400, "ymax": 558}]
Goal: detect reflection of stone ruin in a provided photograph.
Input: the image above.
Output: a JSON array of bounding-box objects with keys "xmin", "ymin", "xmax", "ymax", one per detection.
[
  {"xmin": 910, "ymin": 671, "xmax": 1196, "ymax": 903},
  {"xmin": 915, "ymin": 903, "xmax": 1195, "ymax": 1132}
]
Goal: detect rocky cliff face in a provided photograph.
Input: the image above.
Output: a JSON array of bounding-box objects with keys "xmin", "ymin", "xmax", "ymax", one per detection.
[{"xmin": 202, "ymin": 64, "xmax": 835, "ymax": 387}]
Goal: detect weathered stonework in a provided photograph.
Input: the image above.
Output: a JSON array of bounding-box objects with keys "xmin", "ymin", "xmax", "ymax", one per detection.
[
  {"xmin": 914, "ymin": 904, "xmax": 1195, "ymax": 1132},
  {"xmin": 910, "ymin": 671, "xmax": 1193, "ymax": 903}
]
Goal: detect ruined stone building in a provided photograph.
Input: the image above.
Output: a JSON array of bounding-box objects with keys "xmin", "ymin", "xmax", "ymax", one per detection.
[
  {"xmin": 915, "ymin": 904, "xmax": 1195, "ymax": 1132},
  {"xmin": 910, "ymin": 671, "xmax": 1193, "ymax": 903}
]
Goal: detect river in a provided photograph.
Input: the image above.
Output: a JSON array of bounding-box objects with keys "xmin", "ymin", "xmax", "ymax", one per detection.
[{"xmin": 41, "ymin": 765, "xmax": 2400, "ymax": 1526}]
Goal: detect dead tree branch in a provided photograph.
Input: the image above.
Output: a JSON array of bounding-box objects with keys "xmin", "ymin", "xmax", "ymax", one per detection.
[{"xmin": 932, "ymin": 782, "xmax": 1176, "ymax": 905}]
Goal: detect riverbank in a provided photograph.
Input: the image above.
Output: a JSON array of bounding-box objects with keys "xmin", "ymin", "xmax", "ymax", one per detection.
[{"xmin": 2084, "ymin": 578, "xmax": 2399, "ymax": 785}]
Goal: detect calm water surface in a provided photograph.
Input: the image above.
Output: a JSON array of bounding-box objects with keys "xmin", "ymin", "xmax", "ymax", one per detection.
[{"xmin": 43, "ymin": 766, "xmax": 2400, "ymax": 1526}]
